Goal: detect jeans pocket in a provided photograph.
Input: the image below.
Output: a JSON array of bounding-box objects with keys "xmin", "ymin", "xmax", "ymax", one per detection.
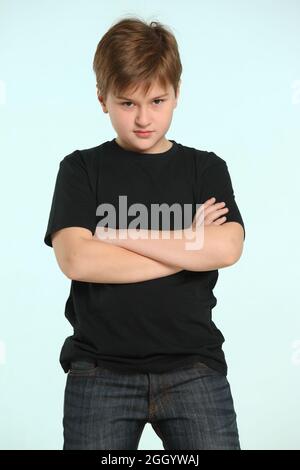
[
  {"xmin": 191, "ymin": 361, "xmax": 222, "ymax": 375},
  {"xmin": 69, "ymin": 360, "xmax": 99, "ymax": 376}
]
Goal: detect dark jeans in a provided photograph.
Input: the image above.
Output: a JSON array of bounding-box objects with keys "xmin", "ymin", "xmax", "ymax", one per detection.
[{"xmin": 63, "ymin": 359, "xmax": 240, "ymax": 450}]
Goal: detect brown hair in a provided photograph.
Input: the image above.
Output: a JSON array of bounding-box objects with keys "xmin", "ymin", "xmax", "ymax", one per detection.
[{"xmin": 92, "ymin": 17, "xmax": 182, "ymax": 103}]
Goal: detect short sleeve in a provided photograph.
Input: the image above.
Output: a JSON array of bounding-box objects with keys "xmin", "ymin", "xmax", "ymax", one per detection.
[
  {"xmin": 199, "ymin": 156, "xmax": 246, "ymax": 240},
  {"xmin": 44, "ymin": 150, "xmax": 97, "ymax": 247}
]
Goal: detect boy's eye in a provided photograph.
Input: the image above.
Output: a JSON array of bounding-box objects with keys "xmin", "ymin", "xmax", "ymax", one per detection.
[{"xmin": 121, "ymin": 99, "xmax": 165, "ymax": 107}]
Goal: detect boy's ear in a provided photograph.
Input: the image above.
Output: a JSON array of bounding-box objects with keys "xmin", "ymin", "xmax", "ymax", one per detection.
[
  {"xmin": 96, "ymin": 86, "xmax": 108, "ymax": 113},
  {"xmin": 174, "ymin": 80, "xmax": 181, "ymax": 107}
]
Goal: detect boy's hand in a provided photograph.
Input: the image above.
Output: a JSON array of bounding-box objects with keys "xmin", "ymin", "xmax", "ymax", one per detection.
[{"xmin": 191, "ymin": 197, "xmax": 229, "ymax": 230}]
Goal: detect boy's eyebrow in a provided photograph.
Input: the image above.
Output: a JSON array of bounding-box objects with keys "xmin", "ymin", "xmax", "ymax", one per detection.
[{"xmin": 116, "ymin": 93, "xmax": 169, "ymax": 101}]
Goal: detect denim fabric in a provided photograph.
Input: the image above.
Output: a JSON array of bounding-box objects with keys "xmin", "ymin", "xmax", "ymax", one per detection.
[{"xmin": 63, "ymin": 359, "xmax": 240, "ymax": 450}]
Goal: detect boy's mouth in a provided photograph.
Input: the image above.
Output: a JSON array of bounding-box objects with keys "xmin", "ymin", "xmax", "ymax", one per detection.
[{"xmin": 134, "ymin": 131, "xmax": 154, "ymax": 137}]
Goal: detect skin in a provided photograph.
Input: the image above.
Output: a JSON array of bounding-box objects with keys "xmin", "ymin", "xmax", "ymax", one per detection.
[{"xmin": 97, "ymin": 79, "xmax": 181, "ymax": 154}]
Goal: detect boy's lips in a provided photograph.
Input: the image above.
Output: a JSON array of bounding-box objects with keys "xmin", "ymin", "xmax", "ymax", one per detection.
[{"xmin": 134, "ymin": 131, "xmax": 154, "ymax": 138}]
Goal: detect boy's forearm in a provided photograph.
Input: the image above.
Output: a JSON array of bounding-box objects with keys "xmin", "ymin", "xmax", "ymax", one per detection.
[
  {"xmin": 68, "ymin": 237, "xmax": 183, "ymax": 283},
  {"xmin": 96, "ymin": 226, "xmax": 233, "ymax": 272}
]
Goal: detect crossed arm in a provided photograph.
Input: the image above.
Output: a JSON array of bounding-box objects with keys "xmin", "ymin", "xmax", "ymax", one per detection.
[
  {"xmin": 94, "ymin": 223, "xmax": 244, "ymax": 271},
  {"xmin": 68, "ymin": 223, "xmax": 244, "ymax": 283}
]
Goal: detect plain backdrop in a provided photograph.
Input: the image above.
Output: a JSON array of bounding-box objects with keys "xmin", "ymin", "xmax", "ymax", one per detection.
[{"xmin": 0, "ymin": 0, "xmax": 299, "ymax": 450}]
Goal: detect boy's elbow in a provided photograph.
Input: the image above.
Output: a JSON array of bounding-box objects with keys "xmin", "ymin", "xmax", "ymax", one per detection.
[
  {"xmin": 226, "ymin": 240, "xmax": 244, "ymax": 266},
  {"xmin": 52, "ymin": 250, "xmax": 77, "ymax": 280},
  {"xmin": 66, "ymin": 254, "xmax": 84, "ymax": 281},
  {"xmin": 222, "ymin": 222, "xmax": 245, "ymax": 266},
  {"xmin": 65, "ymin": 261, "xmax": 77, "ymax": 280},
  {"xmin": 52, "ymin": 228, "xmax": 90, "ymax": 281}
]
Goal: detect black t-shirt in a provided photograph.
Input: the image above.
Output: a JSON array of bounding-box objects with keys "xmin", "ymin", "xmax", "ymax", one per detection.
[{"xmin": 44, "ymin": 138, "xmax": 245, "ymax": 376}]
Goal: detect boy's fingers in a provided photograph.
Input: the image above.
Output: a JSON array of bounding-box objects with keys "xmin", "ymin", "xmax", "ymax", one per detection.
[
  {"xmin": 193, "ymin": 198, "xmax": 217, "ymax": 226},
  {"xmin": 195, "ymin": 198, "xmax": 215, "ymax": 216},
  {"xmin": 204, "ymin": 197, "xmax": 216, "ymax": 205}
]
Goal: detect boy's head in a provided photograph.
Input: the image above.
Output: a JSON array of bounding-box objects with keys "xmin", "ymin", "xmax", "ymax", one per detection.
[{"xmin": 93, "ymin": 17, "xmax": 182, "ymax": 153}]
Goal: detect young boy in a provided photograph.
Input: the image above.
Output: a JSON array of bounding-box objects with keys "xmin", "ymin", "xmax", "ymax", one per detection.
[{"xmin": 44, "ymin": 17, "xmax": 245, "ymax": 450}]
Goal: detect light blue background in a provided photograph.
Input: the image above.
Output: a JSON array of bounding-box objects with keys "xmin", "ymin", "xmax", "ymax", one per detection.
[{"xmin": 1, "ymin": 0, "xmax": 299, "ymax": 450}]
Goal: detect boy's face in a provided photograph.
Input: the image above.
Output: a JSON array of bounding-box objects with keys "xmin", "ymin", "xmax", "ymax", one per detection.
[{"xmin": 98, "ymin": 79, "xmax": 180, "ymax": 154}]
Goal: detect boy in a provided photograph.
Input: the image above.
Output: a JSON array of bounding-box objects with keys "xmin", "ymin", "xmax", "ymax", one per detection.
[{"xmin": 44, "ymin": 17, "xmax": 245, "ymax": 450}]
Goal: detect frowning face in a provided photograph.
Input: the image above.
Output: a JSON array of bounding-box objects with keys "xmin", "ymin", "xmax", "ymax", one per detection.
[{"xmin": 98, "ymin": 79, "xmax": 180, "ymax": 154}]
